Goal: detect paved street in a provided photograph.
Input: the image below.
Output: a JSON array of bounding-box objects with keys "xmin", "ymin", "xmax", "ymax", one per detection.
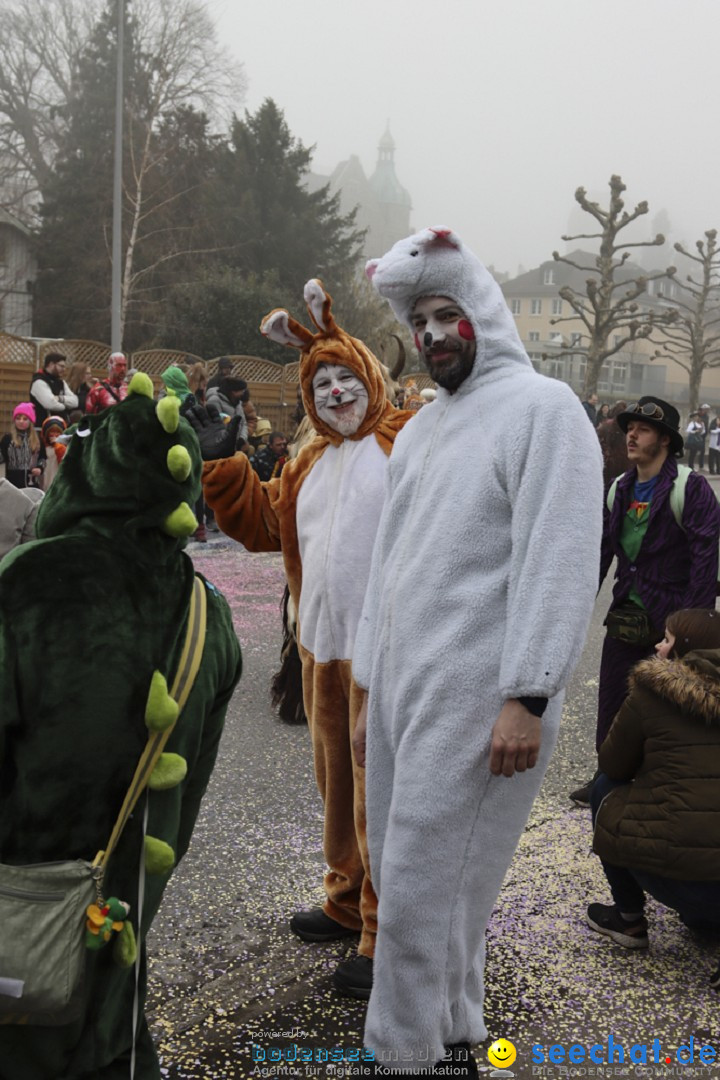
[{"xmin": 145, "ymin": 523, "xmax": 720, "ymax": 1080}]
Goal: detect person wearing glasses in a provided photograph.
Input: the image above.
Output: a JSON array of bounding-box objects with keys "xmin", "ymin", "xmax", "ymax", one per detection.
[{"xmin": 570, "ymin": 395, "xmax": 720, "ymax": 805}]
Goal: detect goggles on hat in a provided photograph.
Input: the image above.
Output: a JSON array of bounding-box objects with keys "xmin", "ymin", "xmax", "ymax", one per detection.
[{"xmin": 627, "ymin": 402, "xmax": 665, "ymax": 422}]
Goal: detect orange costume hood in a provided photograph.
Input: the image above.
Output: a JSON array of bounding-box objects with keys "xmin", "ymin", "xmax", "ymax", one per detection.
[{"xmin": 261, "ymin": 279, "xmax": 404, "ymax": 452}]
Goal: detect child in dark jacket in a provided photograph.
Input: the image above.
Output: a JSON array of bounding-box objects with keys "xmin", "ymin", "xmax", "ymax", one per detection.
[{"xmin": 588, "ymin": 608, "xmax": 720, "ymax": 990}]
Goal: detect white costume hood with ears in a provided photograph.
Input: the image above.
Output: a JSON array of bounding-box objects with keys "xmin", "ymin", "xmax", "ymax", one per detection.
[{"xmin": 366, "ymin": 226, "xmax": 531, "ymax": 381}]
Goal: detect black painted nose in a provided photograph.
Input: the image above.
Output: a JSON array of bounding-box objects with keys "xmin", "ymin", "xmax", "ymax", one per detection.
[{"xmin": 423, "ymin": 331, "xmax": 433, "ymax": 348}]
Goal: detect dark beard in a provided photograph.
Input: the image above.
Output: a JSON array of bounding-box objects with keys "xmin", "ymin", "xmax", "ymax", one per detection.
[{"xmin": 423, "ymin": 349, "xmax": 475, "ymax": 393}]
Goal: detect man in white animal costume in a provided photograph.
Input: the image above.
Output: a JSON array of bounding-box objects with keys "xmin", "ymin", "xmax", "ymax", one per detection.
[{"xmin": 352, "ymin": 227, "xmax": 603, "ymax": 1074}]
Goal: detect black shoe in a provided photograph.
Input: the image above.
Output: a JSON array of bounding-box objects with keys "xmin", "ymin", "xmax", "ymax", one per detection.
[
  {"xmin": 435, "ymin": 1043, "xmax": 479, "ymax": 1077},
  {"xmin": 289, "ymin": 907, "xmax": 360, "ymax": 942},
  {"xmin": 587, "ymin": 902, "xmax": 649, "ymax": 949},
  {"xmin": 333, "ymin": 954, "xmax": 373, "ymax": 1000},
  {"xmin": 569, "ymin": 769, "xmax": 600, "ymax": 806}
]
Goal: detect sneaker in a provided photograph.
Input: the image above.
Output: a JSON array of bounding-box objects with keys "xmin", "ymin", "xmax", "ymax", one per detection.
[
  {"xmin": 333, "ymin": 954, "xmax": 373, "ymax": 1000},
  {"xmin": 710, "ymin": 963, "xmax": 720, "ymax": 991},
  {"xmin": 569, "ymin": 769, "xmax": 600, "ymax": 806},
  {"xmin": 289, "ymin": 907, "xmax": 360, "ymax": 943},
  {"xmin": 192, "ymin": 524, "xmax": 207, "ymax": 543},
  {"xmin": 206, "ymin": 518, "xmax": 219, "ymax": 533},
  {"xmin": 587, "ymin": 903, "xmax": 649, "ymax": 949}
]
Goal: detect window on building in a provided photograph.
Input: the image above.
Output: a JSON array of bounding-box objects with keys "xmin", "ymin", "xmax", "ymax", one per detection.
[
  {"xmin": 547, "ymin": 359, "xmax": 565, "ymax": 380},
  {"xmin": 551, "ymin": 298, "xmax": 563, "ymax": 315},
  {"xmin": 542, "ymin": 269, "xmax": 556, "ymax": 285},
  {"xmin": 549, "ymin": 332, "xmax": 563, "ymax": 344},
  {"xmin": 528, "ymin": 331, "xmax": 540, "ymax": 342},
  {"xmin": 571, "ymin": 333, "xmax": 582, "ymax": 346},
  {"xmin": 510, "ymin": 299, "xmax": 521, "ymax": 315},
  {"xmin": 531, "ymin": 299, "xmax": 542, "ymax": 315},
  {"xmin": 611, "ymin": 361, "xmax": 627, "ymax": 390}
]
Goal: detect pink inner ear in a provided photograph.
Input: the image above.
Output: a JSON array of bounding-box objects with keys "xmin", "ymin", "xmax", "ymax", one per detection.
[
  {"xmin": 431, "ymin": 228, "xmax": 451, "ymax": 239},
  {"xmin": 366, "ymin": 262, "xmax": 378, "ymax": 280}
]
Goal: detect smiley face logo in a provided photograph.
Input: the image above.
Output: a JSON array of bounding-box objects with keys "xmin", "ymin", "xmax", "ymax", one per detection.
[{"xmin": 488, "ymin": 1039, "xmax": 517, "ymax": 1069}]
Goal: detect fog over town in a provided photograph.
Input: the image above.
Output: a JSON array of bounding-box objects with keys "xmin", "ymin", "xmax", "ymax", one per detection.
[{"xmin": 208, "ymin": 0, "xmax": 719, "ymax": 274}]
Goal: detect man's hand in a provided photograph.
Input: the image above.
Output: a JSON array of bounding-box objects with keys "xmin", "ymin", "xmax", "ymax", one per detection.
[
  {"xmin": 489, "ymin": 699, "xmax": 541, "ymax": 778},
  {"xmin": 184, "ymin": 404, "xmax": 241, "ymax": 460},
  {"xmin": 352, "ymin": 693, "xmax": 368, "ymax": 768}
]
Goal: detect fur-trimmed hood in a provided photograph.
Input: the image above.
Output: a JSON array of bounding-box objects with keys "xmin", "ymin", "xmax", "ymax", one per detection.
[{"xmin": 630, "ymin": 650, "xmax": 720, "ymax": 727}]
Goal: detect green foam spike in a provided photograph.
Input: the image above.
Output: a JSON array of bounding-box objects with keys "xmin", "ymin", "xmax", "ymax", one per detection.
[
  {"xmin": 162, "ymin": 502, "xmax": 198, "ymax": 537},
  {"xmin": 167, "ymin": 444, "xmax": 192, "ymax": 482},
  {"xmin": 145, "ymin": 671, "xmax": 179, "ymax": 732},
  {"xmin": 128, "ymin": 372, "xmax": 154, "ymax": 399},
  {"xmin": 157, "ymin": 396, "xmax": 180, "ymax": 433},
  {"xmin": 145, "ymin": 835, "xmax": 175, "ymax": 875},
  {"xmin": 148, "ymin": 753, "xmax": 188, "ymax": 790}
]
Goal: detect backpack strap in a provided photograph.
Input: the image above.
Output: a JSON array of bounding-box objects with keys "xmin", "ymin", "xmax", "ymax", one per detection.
[
  {"xmin": 606, "ymin": 472, "xmax": 626, "ymax": 513},
  {"xmin": 94, "ymin": 575, "xmax": 207, "ymax": 870},
  {"xmin": 669, "ymin": 464, "xmax": 692, "ymax": 531}
]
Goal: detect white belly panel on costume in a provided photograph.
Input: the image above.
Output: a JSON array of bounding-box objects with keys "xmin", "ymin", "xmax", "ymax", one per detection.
[{"xmin": 296, "ymin": 435, "xmax": 388, "ymax": 663}]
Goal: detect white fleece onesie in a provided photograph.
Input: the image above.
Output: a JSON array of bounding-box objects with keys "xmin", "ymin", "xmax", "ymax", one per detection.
[{"xmin": 354, "ymin": 228, "xmax": 603, "ymax": 1069}]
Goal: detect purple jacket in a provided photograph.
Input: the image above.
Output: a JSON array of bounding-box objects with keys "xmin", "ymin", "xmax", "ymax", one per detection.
[{"xmin": 600, "ymin": 455, "xmax": 720, "ymax": 631}]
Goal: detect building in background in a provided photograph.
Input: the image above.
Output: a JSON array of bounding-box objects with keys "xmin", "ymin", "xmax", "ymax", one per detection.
[
  {"xmin": 308, "ymin": 125, "xmax": 412, "ymax": 261},
  {"xmin": 500, "ymin": 253, "xmax": 718, "ymax": 409},
  {"xmin": 0, "ymin": 208, "xmax": 35, "ymax": 336}
]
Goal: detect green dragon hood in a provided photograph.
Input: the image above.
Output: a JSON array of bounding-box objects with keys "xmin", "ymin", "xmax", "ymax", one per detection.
[{"xmin": 36, "ymin": 374, "xmax": 202, "ymax": 565}]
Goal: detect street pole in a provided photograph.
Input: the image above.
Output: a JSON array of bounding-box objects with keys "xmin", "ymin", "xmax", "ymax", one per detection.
[{"xmin": 110, "ymin": 0, "xmax": 124, "ymax": 353}]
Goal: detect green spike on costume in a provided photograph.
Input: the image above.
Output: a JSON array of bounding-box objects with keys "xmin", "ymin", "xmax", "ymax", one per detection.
[
  {"xmin": 144, "ymin": 835, "xmax": 175, "ymax": 874},
  {"xmin": 156, "ymin": 396, "xmax": 180, "ymax": 433},
  {"xmin": 127, "ymin": 372, "xmax": 154, "ymax": 399},
  {"xmin": 148, "ymin": 753, "xmax": 188, "ymax": 790},
  {"xmin": 167, "ymin": 445, "xmax": 192, "ymax": 482},
  {"xmin": 113, "ymin": 920, "xmax": 137, "ymax": 968},
  {"xmin": 162, "ymin": 502, "xmax": 197, "ymax": 537},
  {"xmin": 145, "ymin": 671, "xmax": 179, "ymax": 732}
]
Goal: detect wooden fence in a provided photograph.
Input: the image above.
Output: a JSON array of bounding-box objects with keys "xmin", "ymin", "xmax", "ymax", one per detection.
[{"xmin": 0, "ymin": 332, "xmax": 433, "ymax": 436}]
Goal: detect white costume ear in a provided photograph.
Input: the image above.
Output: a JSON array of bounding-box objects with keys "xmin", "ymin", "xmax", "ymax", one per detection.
[
  {"xmin": 260, "ymin": 309, "xmax": 314, "ymax": 349},
  {"xmin": 303, "ymin": 278, "xmax": 335, "ymax": 333}
]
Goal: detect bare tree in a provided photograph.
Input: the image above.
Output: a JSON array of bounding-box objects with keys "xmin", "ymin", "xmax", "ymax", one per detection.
[
  {"xmin": 655, "ymin": 230, "xmax": 720, "ymax": 413},
  {"xmin": 0, "ymin": 0, "xmax": 245, "ymax": 223},
  {"xmin": 548, "ymin": 175, "xmax": 677, "ymax": 397}
]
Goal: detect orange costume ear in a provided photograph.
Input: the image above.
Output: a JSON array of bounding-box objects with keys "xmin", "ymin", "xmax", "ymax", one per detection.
[
  {"xmin": 260, "ymin": 309, "xmax": 315, "ymax": 350},
  {"xmin": 303, "ymin": 279, "xmax": 336, "ymax": 334}
]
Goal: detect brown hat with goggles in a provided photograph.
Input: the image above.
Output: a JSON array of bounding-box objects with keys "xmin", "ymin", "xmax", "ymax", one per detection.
[{"xmin": 615, "ymin": 396, "xmax": 684, "ymax": 456}]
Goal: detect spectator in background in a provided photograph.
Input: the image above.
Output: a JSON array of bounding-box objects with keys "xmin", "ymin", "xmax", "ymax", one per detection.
[
  {"xmin": 206, "ymin": 356, "xmax": 234, "ymax": 393},
  {"xmin": 250, "ymin": 431, "xmax": 288, "ymax": 481},
  {"xmin": 0, "ymin": 479, "xmax": 43, "ymax": 561},
  {"xmin": 686, "ymin": 412, "xmax": 706, "ymax": 472},
  {"xmin": 708, "ymin": 415, "xmax": 720, "ymax": 476},
  {"xmin": 66, "ymin": 361, "xmax": 96, "ymax": 413},
  {"xmin": 40, "ymin": 415, "xmax": 68, "ymax": 491},
  {"xmin": 85, "ymin": 352, "xmax": 129, "ymax": 414},
  {"xmin": 29, "ymin": 353, "xmax": 78, "ymax": 426},
  {"xmin": 595, "ymin": 402, "xmax": 610, "ymax": 427},
  {"xmin": 205, "ymin": 376, "xmax": 249, "ymax": 446},
  {"xmin": 596, "ymin": 400, "xmax": 630, "ymax": 492},
  {"xmin": 0, "ymin": 403, "xmax": 45, "ymax": 489},
  {"xmin": 159, "ymin": 365, "xmax": 193, "ymax": 408},
  {"xmin": 187, "ymin": 362, "xmax": 208, "ymax": 406},
  {"xmin": 582, "ymin": 392, "xmax": 599, "ymax": 424}
]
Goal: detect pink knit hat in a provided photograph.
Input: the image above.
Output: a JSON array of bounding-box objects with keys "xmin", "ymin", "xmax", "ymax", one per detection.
[{"xmin": 13, "ymin": 402, "xmax": 36, "ymax": 423}]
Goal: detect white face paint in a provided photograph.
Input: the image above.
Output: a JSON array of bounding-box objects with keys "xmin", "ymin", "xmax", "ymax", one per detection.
[{"xmin": 312, "ymin": 363, "xmax": 369, "ymax": 436}]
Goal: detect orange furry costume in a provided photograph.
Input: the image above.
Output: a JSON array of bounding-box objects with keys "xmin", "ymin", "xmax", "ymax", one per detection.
[{"xmin": 202, "ymin": 281, "xmax": 409, "ymax": 958}]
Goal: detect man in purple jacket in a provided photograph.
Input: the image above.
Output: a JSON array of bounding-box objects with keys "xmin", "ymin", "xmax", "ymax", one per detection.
[{"xmin": 571, "ymin": 396, "xmax": 720, "ymax": 804}]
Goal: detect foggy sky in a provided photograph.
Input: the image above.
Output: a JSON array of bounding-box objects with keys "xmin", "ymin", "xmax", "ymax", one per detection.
[{"xmin": 206, "ymin": 0, "xmax": 719, "ymax": 277}]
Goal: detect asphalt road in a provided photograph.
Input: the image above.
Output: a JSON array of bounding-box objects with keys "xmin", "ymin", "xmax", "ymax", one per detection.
[{"xmin": 145, "ymin": 527, "xmax": 720, "ymax": 1080}]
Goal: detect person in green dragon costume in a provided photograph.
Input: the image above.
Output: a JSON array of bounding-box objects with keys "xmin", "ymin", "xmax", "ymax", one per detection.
[{"xmin": 0, "ymin": 374, "xmax": 242, "ymax": 1079}]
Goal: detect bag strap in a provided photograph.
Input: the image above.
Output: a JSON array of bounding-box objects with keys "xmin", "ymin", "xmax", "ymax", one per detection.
[{"xmin": 94, "ymin": 575, "xmax": 207, "ymax": 870}]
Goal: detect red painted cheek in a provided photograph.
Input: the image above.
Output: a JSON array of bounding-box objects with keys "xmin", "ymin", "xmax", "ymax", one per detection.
[
  {"xmin": 458, "ymin": 319, "xmax": 475, "ymax": 341},
  {"xmin": 414, "ymin": 332, "xmax": 422, "ymax": 350}
]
